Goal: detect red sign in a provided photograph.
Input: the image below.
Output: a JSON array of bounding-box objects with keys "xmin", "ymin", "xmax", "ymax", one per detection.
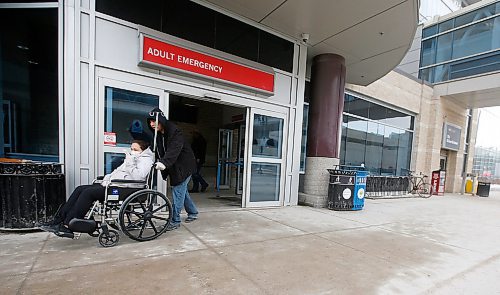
[
  {"xmin": 104, "ymin": 132, "xmax": 116, "ymax": 146},
  {"xmin": 140, "ymin": 35, "xmax": 274, "ymax": 94}
]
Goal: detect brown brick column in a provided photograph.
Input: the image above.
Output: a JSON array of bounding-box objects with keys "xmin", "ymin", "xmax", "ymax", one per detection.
[
  {"xmin": 307, "ymin": 54, "xmax": 346, "ymax": 158},
  {"xmin": 300, "ymin": 54, "xmax": 346, "ymax": 208}
]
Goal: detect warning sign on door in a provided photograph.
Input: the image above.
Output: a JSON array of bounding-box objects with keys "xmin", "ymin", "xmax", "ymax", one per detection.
[{"xmin": 104, "ymin": 132, "xmax": 117, "ymax": 146}]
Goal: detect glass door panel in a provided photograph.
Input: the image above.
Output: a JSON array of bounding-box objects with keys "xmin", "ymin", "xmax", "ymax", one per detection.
[
  {"xmin": 245, "ymin": 108, "xmax": 286, "ymax": 207},
  {"xmin": 98, "ymin": 78, "xmax": 166, "ymax": 191}
]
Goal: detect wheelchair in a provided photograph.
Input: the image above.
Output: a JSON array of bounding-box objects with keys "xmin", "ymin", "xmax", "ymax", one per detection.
[{"xmin": 67, "ymin": 168, "xmax": 173, "ymax": 247}]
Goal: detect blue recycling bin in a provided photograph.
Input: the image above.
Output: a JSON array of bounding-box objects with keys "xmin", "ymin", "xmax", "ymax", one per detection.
[{"xmin": 327, "ymin": 166, "xmax": 367, "ymax": 211}]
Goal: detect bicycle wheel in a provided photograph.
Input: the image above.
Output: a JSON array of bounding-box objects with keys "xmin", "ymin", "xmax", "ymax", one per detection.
[
  {"xmin": 417, "ymin": 183, "xmax": 432, "ymax": 198},
  {"xmin": 118, "ymin": 189, "xmax": 172, "ymax": 242}
]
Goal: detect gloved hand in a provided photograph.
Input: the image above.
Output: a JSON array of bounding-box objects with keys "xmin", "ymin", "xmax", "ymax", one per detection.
[{"xmin": 154, "ymin": 162, "xmax": 166, "ymax": 171}]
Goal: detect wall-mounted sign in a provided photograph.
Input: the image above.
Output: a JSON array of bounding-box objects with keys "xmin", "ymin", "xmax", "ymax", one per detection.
[
  {"xmin": 139, "ymin": 34, "xmax": 275, "ymax": 95},
  {"xmin": 442, "ymin": 122, "xmax": 462, "ymax": 151},
  {"xmin": 104, "ymin": 132, "xmax": 116, "ymax": 146}
]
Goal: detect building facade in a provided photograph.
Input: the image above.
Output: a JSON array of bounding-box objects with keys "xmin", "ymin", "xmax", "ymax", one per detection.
[{"xmin": 9, "ymin": 0, "xmax": 487, "ymax": 209}]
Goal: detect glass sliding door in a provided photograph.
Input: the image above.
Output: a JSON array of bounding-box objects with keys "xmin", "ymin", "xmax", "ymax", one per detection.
[{"xmin": 245, "ymin": 108, "xmax": 286, "ymax": 207}]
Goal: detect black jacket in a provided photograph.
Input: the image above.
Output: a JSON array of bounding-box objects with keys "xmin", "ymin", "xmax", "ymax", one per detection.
[
  {"xmin": 191, "ymin": 133, "xmax": 207, "ymax": 165},
  {"xmin": 147, "ymin": 108, "xmax": 197, "ymax": 186}
]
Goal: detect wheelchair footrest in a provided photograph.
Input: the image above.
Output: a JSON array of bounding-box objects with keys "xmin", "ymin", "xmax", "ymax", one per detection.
[{"xmin": 68, "ymin": 218, "xmax": 97, "ymax": 233}]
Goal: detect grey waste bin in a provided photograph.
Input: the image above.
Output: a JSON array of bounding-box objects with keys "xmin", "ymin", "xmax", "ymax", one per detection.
[
  {"xmin": 0, "ymin": 162, "xmax": 65, "ymax": 229},
  {"xmin": 476, "ymin": 181, "xmax": 491, "ymax": 197}
]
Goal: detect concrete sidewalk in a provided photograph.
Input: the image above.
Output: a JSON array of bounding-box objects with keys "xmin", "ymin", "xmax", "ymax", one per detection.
[{"xmin": 2, "ymin": 191, "xmax": 500, "ymax": 294}]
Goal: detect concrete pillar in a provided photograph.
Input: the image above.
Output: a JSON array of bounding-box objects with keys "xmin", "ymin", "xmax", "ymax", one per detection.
[{"xmin": 299, "ymin": 54, "xmax": 346, "ymax": 208}]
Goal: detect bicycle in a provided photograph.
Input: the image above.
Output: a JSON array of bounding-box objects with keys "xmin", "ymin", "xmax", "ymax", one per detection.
[{"xmin": 407, "ymin": 171, "xmax": 432, "ymax": 198}]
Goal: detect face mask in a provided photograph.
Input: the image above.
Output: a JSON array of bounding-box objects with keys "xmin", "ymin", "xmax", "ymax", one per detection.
[{"xmin": 130, "ymin": 150, "xmax": 141, "ymax": 156}]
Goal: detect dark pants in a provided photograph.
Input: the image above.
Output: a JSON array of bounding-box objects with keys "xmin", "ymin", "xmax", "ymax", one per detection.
[
  {"xmin": 191, "ymin": 163, "xmax": 208, "ymax": 191},
  {"xmin": 54, "ymin": 184, "xmax": 105, "ymax": 225}
]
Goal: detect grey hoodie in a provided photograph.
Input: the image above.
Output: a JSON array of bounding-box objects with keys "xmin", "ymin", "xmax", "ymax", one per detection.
[{"xmin": 101, "ymin": 148, "xmax": 154, "ymax": 187}]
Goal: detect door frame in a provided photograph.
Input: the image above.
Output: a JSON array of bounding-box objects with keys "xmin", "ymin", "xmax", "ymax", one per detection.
[
  {"xmin": 244, "ymin": 107, "xmax": 288, "ymax": 208},
  {"xmin": 96, "ymin": 67, "xmax": 290, "ymax": 208}
]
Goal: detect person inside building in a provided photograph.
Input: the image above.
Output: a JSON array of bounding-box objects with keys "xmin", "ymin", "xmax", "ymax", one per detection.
[
  {"xmin": 190, "ymin": 130, "xmax": 209, "ymax": 193},
  {"xmin": 40, "ymin": 140, "xmax": 153, "ymax": 237},
  {"xmin": 147, "ymin": 108, "xmax": 199, "ymax": 230}
]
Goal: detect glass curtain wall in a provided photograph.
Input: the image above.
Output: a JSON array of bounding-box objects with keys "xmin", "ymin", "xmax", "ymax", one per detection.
[
  {"xmin": 419, "ymin": 2, "xmax": 500, "ymax": 83},
  {"xmin": 0, "ymin": 6, "xmax": 59, "ymax": 161},
  {"xmin": 340, "ymin": 94, "xmax": 414, "ymax": 176}
]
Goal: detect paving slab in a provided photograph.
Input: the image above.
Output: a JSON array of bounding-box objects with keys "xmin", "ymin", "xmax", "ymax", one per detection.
[
  {"xmin": 318, "ymin": 227, "xmax": 488, "ymax": 289},
  {"xmin": 0, "ymin": 274, "xmax": 26, "ymax": 294},
  {"xmin": 33, "ymin": 226, "xmax": 206, "ymax": 272},
  {"xmin": 20, "ymin": 250, "xmax": 263, "ymax": 295},
  {"xmin": 216, "ymin": 234, "xmax": 436, "ymax": 295},
  {"xmin": 183, "ymin": 210, "xmax": 304, "ymax": 247},
  {"xmin": 0, "ymin": 232, "xmax": 48, "ymax": 276},
  {"xmin": 249, "ymin": 206, "xmax": 367, "ymax": 233}
]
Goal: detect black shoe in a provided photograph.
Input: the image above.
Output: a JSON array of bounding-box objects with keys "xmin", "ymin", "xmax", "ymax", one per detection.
[
  {"xmin": 185, "ymin": 216, "xmax": 198, "ymax": 223},
  {"xmin": 54, "ymin": 225, "xmax": 74, "ymax": 239},
  {"xmin": 39, "ymin": 223, "xmax": 61, "ymax": 233},
  {"xmin": 189, "ymin": 189, "xmax": 199, "ymax": 193},
  {"xmin": 201, "ymin": 184, "xmax": 209, "ymax": 192},
  {"xmin": 165, "ymin": 223, "xmax": 180, "ymax": 231}
]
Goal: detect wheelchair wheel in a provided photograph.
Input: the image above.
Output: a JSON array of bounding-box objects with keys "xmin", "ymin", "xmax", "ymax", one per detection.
[
  {"xmin": 98, "ymin": 230, "xmax": 120, "ymax": 247},
  {"xmin": 118, "ymin": 189, "xmax": 172, "ymax": 242}
]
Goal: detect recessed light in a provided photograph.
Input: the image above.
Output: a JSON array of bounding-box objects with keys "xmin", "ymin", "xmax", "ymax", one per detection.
[{"xmin": 17, "ymin": 45, "xmax": 29, "ymax": 50}]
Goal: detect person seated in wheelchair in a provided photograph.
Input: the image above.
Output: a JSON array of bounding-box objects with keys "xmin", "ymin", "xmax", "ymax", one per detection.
[{"xmin": 40, "ymin": 140, "xmax": 154, "ymax": 238}]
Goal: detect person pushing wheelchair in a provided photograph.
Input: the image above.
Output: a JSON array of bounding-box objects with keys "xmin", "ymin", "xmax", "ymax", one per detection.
[{"xmin": 147, "ymin": 108, "xmax": 199, "ymax": 230}]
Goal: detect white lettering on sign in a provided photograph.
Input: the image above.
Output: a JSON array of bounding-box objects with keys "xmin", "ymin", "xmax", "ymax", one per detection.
[
  {"xmin": 146, "ymin": 46, "xmax": 224, "ymax": 73},
  {"xmin": 147, "ymin": 47, "xmax": 175, "ymax": 60},
  {"xmin": 177, "ymin": 55, "xmax": 223, "ymax": 73}
]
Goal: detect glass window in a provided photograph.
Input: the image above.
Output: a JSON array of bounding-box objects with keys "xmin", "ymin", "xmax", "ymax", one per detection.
[
  {"xmin": 383, "ymin": 109, "xmax": 413, "ymax": 130},
  {"xmin": 258, "ymin": 30, "xmax": 294, "ymax": 73},
  {"xmin": 163, "ymin": 0, "xmax": 216, "ymax": 48},
  {"xmin": 300, "ymin": 104, "xmax": 309, "ymax": 172},
  {"xmin": 454, "ymin": 3, "xmax": 497, "ymax": 28},
  {"xmin": 215, "ymin": 14, "xmax": 258, "ymax": 62},
  {"xmin": 450, "ymin": 51, "xmax": 500, "ymax": 80},
  {"xmin": 439, "ymin": 19, "xmax": 454, "ymax": 33},
  {"xmin": 452, "ymin": 17, "xmax": 497, "ymax": 60},
  {"xmin": 435, "ymin": 32, "xmax": 453, "ymax": 63},
  {"xmin": 419, "ymin": 67, "xmax": 434, "ymax": 83},
  {"xmin": 0, "ymin": 8, "xmax": 59, "ymax": 161},
  {"xmin": 340, "ymin": 115, "xmax": 348, "ymax": 165},
  {"xmin": 252, "ymin": 114, "xmax": 283, "ymax": 159},
  {"xmin": 104, "ymin": 87, "xmax": 158, "ymax": 147},
  {"xmin": 96, "ymin": 0, "xmax": 162, "ymax": 32},
  {"xmin": 396, "ymin": 131, "xmax": 412, "ymax": 176},
  {"xmin": 420, "ymin": 38, "xmax": 436, "ymax": 67},
  {"xmin": 365, "ymin": 122, "xmax": 383, "ymax": 175},
  {"xmin": 368, "ymin": 103, "xmax": 387, "ymax": 122},
  {"xmin": 434, "ymin": 64, "xmax": 450, "ymax": 83},
  {"xmin": 381, "ymin": 126, "xmax": 400, "ymax": 176},
  {"xmin": 422, "ymin": 25, "xmax": 438, "ymax": 38},
  {"xmin": 249, "ymin": 163, "xmax": 281, "ymax": 202},
  {"xmin": 345, "ymin": 96, "xmax": 370, "ymax": 118},
  {"xmin": 304, "ymin": 81, "xmax": 311, "ymax": 103},
  {"xmin": 344, "ymin": 116, "xmax": 367, "ymax": 166},
  {"xmin": 104, "ymin": 152, "xmax": 125, "ymax": 175}
]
